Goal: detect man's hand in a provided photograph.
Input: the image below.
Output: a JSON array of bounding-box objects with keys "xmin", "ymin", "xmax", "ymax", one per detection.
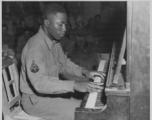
[
  {"xmin": 82, "ymin": 69, "xmax": 105, "ymax": 80},
  {"xmin": 74, "ymin": 81, "xmax": 104, "ymax": 93}
]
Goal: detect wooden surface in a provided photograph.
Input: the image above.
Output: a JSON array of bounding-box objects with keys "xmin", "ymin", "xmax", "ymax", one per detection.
[
  {"xmin": 75, "ymin": 95, "xmax": 129, "ymax": 120},
  {"xmin": 129, "ymin": 1, "xmax": 150, "ymax": 120}
]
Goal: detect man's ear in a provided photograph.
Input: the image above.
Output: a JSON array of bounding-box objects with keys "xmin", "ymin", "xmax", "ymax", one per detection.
[{"xmin": 44, "ymin": 19, "xmax": 49, "ymax": 27}]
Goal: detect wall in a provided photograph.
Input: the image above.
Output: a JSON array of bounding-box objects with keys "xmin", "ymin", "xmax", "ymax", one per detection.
[{"xmin": 128, "ymin": 1, "xmax": 150, "ymax": 120}]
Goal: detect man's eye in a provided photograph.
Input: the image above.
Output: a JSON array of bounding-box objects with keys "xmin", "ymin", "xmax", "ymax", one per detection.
[{"xmin": 58, "ymin": 24, "xmax": 62, "ymax": 26}]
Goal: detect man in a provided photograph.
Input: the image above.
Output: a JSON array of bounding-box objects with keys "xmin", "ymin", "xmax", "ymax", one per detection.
[
  {"xmin": 2, "ymin": 23, "xmax": 15, "ymax": 50},
  {"xmin": 20, "ymin": 3, "xmax": 105, "ymax": 120},
  {"xmin": 17, "ymin": 19, "xmax": 29, "ymax": 37},
  {"xmin": 2, "ymin": 23, "xmax": 16, "ymax": 60},
  {"xmin": 83, "ymin": 18, "xmax": 95, "ymax": 50},
  {"xmin": 16, "ymin": 28, "xmax": 31, "ymax": 71},
  {"xmin": 16, "ymin": 28, "xmax": 31, "ymax": 59}
]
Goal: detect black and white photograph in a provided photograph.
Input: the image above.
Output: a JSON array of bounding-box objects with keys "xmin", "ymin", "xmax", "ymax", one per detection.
[{"xmin": 2, "ymin": 1, "xmax": 150, "ymax": 120}]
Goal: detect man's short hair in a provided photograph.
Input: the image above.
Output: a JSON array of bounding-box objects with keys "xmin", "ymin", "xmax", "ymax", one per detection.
[
  {"xmin": 2, "ymin": 23, "xmax": 8, "ymax": 29},
  {"xmin": 42, "ymin": 3, "xmax": 67, "ymax": 19},
  {"xmin": 19, "ymin": 19, "xmax": 26, "ymax": 24},
  {"xmin": 23, "ymin": 27, "xmax": 31, "ymax": 33},
  {"xmin": 95, "ymin": 14, "xmax": 101, "ymax": 19}
]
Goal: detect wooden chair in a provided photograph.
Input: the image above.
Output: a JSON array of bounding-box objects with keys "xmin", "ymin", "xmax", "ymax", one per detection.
[{"xmin": 2, "ymin": 56, "xmax": 44, "ymax": 120}]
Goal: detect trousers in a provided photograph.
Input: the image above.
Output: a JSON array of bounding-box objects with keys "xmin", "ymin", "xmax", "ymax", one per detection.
[{"xmin": 21, "ymin": 93, "xmax": 82, "ymax": 120}]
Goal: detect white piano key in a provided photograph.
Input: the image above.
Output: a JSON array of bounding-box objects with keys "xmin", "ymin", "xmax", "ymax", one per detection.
[
  {"xmin": 85, "ymin": 92, "xmax": 98, "ymax": 108},
  {"xmin": 98, "ymin": 60, "xmax": 106, "ymax": 72},
  {"xmin": 85, "ymin": 60, "xmax": 106, "ymax": 109}
]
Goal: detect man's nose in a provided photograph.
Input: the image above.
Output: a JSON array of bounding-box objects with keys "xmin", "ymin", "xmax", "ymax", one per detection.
[{"xmin": 62, "ymin": 24, "xmax": 66, "ymax": 32}]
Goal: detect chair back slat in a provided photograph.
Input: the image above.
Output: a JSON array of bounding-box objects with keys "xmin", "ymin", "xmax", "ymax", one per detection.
[
  {"xmin": 2, "ymin": 56, "xmax": 22, "ymax": 117},
  {"xmin": 11, "ymin": 63, "xmax": 20, "ymax": 94},
  {"xmin": 2, "ymin": 80, "xmax": 10, "ymax": 117},
  {"xmin": 2, "ymin": 69, "xmax": 13, "ymax": 100}
]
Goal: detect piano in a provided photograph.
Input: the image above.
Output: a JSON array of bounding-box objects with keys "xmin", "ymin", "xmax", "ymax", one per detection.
[
  {"xmin": 75, "ymin": 1, "xmax": 150, "ymax": 120},
  {"xmin": 75, "ymin": 29, "xmax": 130, "ymax": 120}
]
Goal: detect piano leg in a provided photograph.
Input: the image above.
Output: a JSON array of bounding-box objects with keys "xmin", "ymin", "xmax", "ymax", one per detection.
[{"xmin": 75, "ymin": 95, "xmax": 129, "ymax": 120}]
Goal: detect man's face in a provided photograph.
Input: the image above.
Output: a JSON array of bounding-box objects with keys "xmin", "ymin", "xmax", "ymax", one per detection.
[
  {"xmin": 96, "ymin": 16, "xmax": 101, "ymax": 22},
  {"xmin": 24, "ymin": 31, "xmax": 31, "ymax": 40},
  {"xmin": 2, "ymin": 26, "xmax": 8, "ymax": 35},
  {"xmin": 47, "ymin": 12, "xmax": 67, "ymax": 41},
  {"xmin": 89, "ymin": 18, "xmax": 95, "ymax": 26},
  {"xmin": 21, "ymin": 21, "xmax": 26, "ymax": 28}
]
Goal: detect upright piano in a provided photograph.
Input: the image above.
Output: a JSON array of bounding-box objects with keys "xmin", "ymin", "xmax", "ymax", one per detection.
[{"xmin": 75, "ymin": 1, "xmax": 150, "ymax": 120}]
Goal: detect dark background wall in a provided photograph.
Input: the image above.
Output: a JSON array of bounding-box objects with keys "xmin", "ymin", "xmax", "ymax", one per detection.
[{"xmin": 2, "ymin": 1, "xmax": 126, "ymax": 35}]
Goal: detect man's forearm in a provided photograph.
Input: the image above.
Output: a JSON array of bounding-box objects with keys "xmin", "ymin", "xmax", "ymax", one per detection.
[{"xmin": 61, "ymin": 70, "xmax": 89, "ymax": 81}]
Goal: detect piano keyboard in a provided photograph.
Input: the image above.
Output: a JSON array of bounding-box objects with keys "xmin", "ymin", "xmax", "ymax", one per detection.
[{"xmin": 85, "ymin": 60, "xmax": 109, "ymax": 109}]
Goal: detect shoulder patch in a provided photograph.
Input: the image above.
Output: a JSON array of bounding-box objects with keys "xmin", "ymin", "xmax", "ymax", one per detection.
[{"xmin": 30, "ymin": 60, "xmax": 39, "ymax": 73}]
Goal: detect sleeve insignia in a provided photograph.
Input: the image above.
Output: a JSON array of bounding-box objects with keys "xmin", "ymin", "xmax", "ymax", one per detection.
[{"xmin": 30, "ymin": 60, "xmax": 39, "ymax": 73}]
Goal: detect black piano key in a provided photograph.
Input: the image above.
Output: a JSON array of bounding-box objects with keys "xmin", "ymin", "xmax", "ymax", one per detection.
[
  {"xmin": 95, "ymin": 101, "xmax": 102, "ymax": 104},
  {"xmin": 96, "ymin": 99, "xmax": 101, "ymax": 102},
  {"xmin": 94, "ymin": 91, "xmax": 104, "ymax": 107},
  {"xmin": 95, "ymin": 60, "xmax": 109, "ymax": 107},
  {"xmin": 95, "ymin": 102, "xmax": 103, "ymax": 105},
  {"xmin": 95, "ymin": 102, "xmax": 104, "ymax": 107}
]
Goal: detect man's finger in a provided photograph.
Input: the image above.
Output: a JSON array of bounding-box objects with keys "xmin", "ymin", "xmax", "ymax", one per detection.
[
  {"xmin": 94, "ymin": 75, "xmax": 105, "ymax": 81},
  {"xmin": 88, "ymin": 83, "xmax": 104, "ymax": 89},
  {"xmin": 89, "ymin": 82, "xmax": 104, "ymax": 85},
  {"xmin": 98, "ymin": 71, "xmax": 106, "ymax": 76}
]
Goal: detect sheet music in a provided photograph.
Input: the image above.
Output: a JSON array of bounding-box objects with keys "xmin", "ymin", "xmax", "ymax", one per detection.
[{"xmin": 113, "ymin": 29, "xmax": 126, "ymax": 84}]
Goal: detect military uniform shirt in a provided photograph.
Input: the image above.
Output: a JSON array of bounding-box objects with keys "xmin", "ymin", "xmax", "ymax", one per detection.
[{"xmin": 20, "ymin": 27, "xmax": 84, "ymax": 95}]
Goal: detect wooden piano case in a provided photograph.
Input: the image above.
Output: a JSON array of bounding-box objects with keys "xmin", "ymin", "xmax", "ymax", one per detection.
[{"xmin": 75, "ymin": 1, "xmax": 150, "ymax": 120}]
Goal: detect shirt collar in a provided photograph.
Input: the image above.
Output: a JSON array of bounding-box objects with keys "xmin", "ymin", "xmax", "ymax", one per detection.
[{"xmin": 38, "ymin": 26, "xmax": 56, "ymax": 50}]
